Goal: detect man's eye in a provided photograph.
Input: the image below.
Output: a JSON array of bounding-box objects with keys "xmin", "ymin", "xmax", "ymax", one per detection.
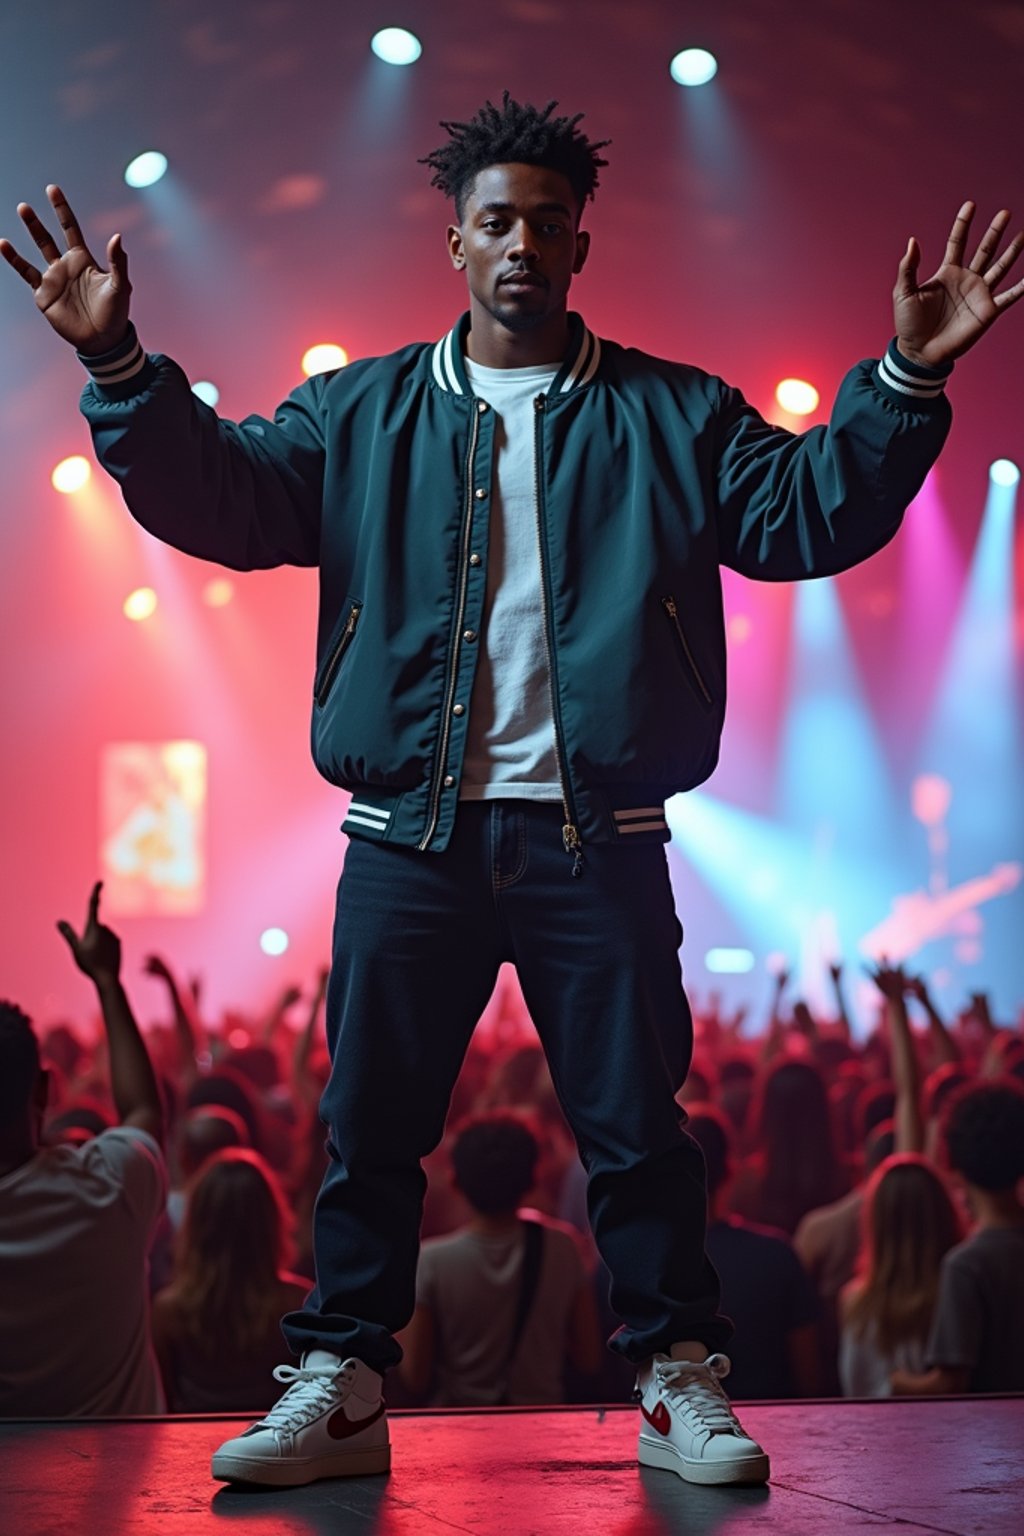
[{"xmin": 542, "ymin": 224, "xmax": 564, "ymax": 235}]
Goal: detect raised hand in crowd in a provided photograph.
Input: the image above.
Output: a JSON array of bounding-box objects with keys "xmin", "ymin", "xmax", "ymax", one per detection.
[
  {"xmin": 865, "ymin": 961, "xmax": 922, "ymax": 1152},
  {"xmin": 0, "ymin": 185, "xmax": 130, "ymax": 354},
  {"xmin": 144, "ymin": 952, "xmax": 203, "ymax": 1086},
  {"xmin": 56, "ymin": 883, "xmax": 163, "ymax": 1146}
]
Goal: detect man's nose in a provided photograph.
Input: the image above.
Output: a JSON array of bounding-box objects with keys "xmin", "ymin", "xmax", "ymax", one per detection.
[{"xmin": 507, "ymin": 222, "xmax": 540, "ymax": 262}]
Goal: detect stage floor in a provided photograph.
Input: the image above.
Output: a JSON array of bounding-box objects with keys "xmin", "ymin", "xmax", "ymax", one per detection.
[{"xmin": 2, "ymin": 1397, "xmax": 1021, "ymax": 1535}]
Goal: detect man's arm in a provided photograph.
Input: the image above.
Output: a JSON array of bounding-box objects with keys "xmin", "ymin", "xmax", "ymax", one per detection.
[
  {"xmin": 715, "ymin": 203, "xmax": 1023, "ymax": 581},
  {"xmin": 867, "ymin": 963, "xmax": 924, "ymax": 1153},
  {"xmin": 1, "ymin": 185, "xmax": 324, "ymax": 570},
  {"xmin": 57, "ymin": 882, "xmax": 164, "ymax": 1147}
]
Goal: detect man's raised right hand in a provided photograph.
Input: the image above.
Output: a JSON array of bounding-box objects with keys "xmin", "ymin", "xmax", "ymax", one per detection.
[{"xmin": 0, "ymin": 184, "xmax": 130, "ymax": 355}]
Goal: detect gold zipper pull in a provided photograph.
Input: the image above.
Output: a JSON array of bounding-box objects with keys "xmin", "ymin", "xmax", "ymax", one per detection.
[{"xmin": 562, "ymin": 822, "xmax": 584, "ymax": 878}]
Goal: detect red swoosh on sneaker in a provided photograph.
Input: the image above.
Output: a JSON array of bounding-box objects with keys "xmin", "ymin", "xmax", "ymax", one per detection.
[
  {"xmin": 639, "ymin": 1400, "xmax": 671, "ymax": 1437},
  {"xmin": 326, "ymin": 1402, "xmax": 386, "ymax": 1441}
]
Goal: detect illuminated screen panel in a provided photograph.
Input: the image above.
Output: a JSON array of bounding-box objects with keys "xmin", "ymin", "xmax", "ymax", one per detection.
[{"xmin": 100, "ymin": 741, "xmax": 206, "ymax": 915}]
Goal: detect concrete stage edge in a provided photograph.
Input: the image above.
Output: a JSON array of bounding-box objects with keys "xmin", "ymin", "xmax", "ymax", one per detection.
[{"xmin": 2, "ymin": 1397, "xmax": 1021, "ymax": 1535}]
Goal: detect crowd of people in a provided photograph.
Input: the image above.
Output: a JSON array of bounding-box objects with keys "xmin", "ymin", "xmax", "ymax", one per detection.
[{"xmin": 2, "ymin": 883, "xmax": 1023, "ymax": 1417}]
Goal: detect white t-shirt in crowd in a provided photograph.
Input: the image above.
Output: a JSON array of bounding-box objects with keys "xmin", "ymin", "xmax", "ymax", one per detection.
[
  {"xmin": 414, "ymin": 1212, "xmax": 588, "ymax": 1405},
  {"xmin": 459, "ymin": 358, "xmax": 563, "ymax": 801},
  {"xmin": 0, "ymin": 1126, "xmax": 167, "ymax": 1416}
]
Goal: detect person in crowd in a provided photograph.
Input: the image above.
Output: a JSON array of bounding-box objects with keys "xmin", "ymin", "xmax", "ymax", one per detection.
[
  {"xmin": 794, "ymin": 961, "xmax": 925, "ymax": 1390},
  {"xmin": 397, "ymin": 1110, "xmax": 602, "ymax": 1406},
  {"xmin": 5, "ymin": 88, "xmax": 1021, "ymax": 1491},
  {"xmin": 152, "ymin": 1148, "xmax": 309, "ymax": 1411},
  {"xmin": 687, "ymin": 1106, "xmax": 819, "ymax": 1398},
  {"xmin": 0, "ymin": 884, "xmax": 166, "ymax": 1415},
  {"xmin": 838, "ymin": 1154, "xmax": 962, "ymax": 1396},
  {"xmin": 892, "ymin": 1079, "xmax": 1024, "ymax": 1394},
  {"xmin": 728, "ymin": 1058, "xmax": 853, "ymax": 1235},
  {"xmin": 167, "ymin": 1104, "xmax": 250, "ymax": 1232}
]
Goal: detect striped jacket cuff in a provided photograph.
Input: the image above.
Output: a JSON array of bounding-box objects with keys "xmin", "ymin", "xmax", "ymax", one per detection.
[
  {"xmin": 874, "ymin": 339, "xmax": 952, "ymax": 407},
  {"xmin": 77, "ymin": 322, "xmax": 150, "ymax": 390}
]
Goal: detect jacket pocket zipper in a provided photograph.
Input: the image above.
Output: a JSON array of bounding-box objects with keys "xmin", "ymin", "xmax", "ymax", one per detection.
[
  {"xmin": 315, "ymin": 601, "xmax": 361, "ymax": 708},
  {"xmin": 661, "ymin": 595, "xmax": 712, "ymax": 706}
]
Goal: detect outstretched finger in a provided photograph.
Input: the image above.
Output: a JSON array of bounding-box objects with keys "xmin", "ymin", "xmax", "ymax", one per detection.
[
  {"xmin": 944, "ymin": 200, "xmax": 975, "ymax": 267},
  {"xmin": 894, "ymin": 236, "xmax": 920, "ymax": 298},
  {"xmin": 56, "ymin": 919, "xmax": 78, "ymax": 951},
  {"xmin": 993, "ymin": 274, "xmax": 1024, "ymax": 313},
  {"xmin": 86, "ymin": 879, "xmax": 103, "ymax": 930},
  {"xmin": 16, "ymin": 200, "xmax": 62, "ymax": 265},
  {"xmin": 968, "ymin": 208, "xmax": 1012, "ymax": 274},
  {"xmin": 0, "ymin": 236, "xmax": 43, "ymax": 290},
  {"xmin": 47, "ymin": 184, "xmax": 87, "ymax": 252},
  {"xmin": 984, "ymin": 228, "xmax": 1024, "ymax": 288}
]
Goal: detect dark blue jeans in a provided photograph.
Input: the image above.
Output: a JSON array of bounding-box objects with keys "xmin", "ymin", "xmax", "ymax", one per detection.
[{"xmin": 282, "ymin": 800, "xmax": 731, "ymax": 1373}]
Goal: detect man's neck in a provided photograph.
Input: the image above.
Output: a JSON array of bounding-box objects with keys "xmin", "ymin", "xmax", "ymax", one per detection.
[
  {"xmin": 465, "ymin": 306, "xmax": 568, "ymax": 369},
  {"xmin": 967, "ymin": 1186, "xmax": 1024, "ymax": 1231},
  {"xmin": 467, "ymin": 1211, "xmax": 523, "ymax": 1235}
]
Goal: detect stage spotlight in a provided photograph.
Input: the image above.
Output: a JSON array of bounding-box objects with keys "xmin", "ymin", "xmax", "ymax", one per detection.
[
  {"xmin": 670, "ymin": 48, "xmax": 718, "ymax": 87},
  {"xmin": 124, "ymin": 151, "xmax": 168, "ymax": 188},
  {"xmin": 706, "ymin": 948, "xmax": 755, "ymax": 974},
  {"xmin": 192, "ymin": 380, "xmax": 220, "ymax": 407},
  {"xmin": 260, "ymin": 927, "xmax": 289, "ymax": 956},
  {"xmin": 51, "ymin": 455, "xmax": 91, "ymax": 493},
  {"xmin": 202, "ymin": 578, "xmax": 235, "ymax": 608},
  {"xmin": 776, "ymin": 378, "xmax": 820, "ymax": 415},
  {"xmin": 370, "ymin": 27, "xmax": 422, "ymax": 65},
  {"xmin": 302, "ymin": 343, "xmax": 348, "ymax": 376},
  {"xmin": 123, "ymin": 587, "xmax": 158, "ymax": 622},
  {"xmin": 990, "ymin": 458, "xmax": 1020, "ymax": 488}
]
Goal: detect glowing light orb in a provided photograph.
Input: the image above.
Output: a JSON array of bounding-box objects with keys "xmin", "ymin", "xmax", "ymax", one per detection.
[
  {"xmin": 228, "ymin": 1028, "xmax": 251, "ymax": 1050},
  {"xmin": 371, "ymin": 27, "xmax": 422, "ymax": 65},
  {"xmin": 705, "ymin": 947, "xmax": 755, "ymax": 974},
  {"xmin": 192, "ymin": 380, "xmax": 220, "ymax": 407},
  {"xmin": 124, "ymin": 151, "xmax": 168, "ymax": 188},
  {"xmin": 911, "ymin": 773, "xmax": 952, "ymax": 827},
  {"xmin": 202, "ymin": 578, "xmax": 235, "ymax": 608},
  {"xmin": 775, "ymin": 378, "xmax": 820, "ymax": 415},
  {"xmin": 989, "ymin": 458, "xmax": 1020, "ymax": 488},
  {"xmin": 123, "ymin": 587, "xmax": 158, "ymax": 622},
  {"xmin": 51, "ymin": 455, "xmax": 91, "ymax": 493},
  {"xmin": 260, "ymin": 927, "xmax": 289, "ymax": 956},
  {"xmin": 302, "ymin": 343, "xmax": 349, "ymax": 376},
  {"xmin": 670, "ymin": 48, "xmax": 718, "ymax": 87}
]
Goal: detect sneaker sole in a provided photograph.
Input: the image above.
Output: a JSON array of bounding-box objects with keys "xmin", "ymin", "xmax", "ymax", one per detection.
[
  {"xmin": 638, "ymin": 1434, "xmax": 769, "ymax": 1486},
  {"xmin": 212, "ymin": 1444, "xmax": 391, "ymax": 1487}
]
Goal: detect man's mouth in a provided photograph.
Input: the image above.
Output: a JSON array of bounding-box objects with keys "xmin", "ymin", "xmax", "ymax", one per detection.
[{"xmin": 500, "ymin": 272, "xmax": 546, "ymax": 289}]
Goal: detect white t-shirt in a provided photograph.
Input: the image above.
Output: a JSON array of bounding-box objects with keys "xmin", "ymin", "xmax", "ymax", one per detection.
[
  {"xmin": 414, "ymin": 1213, "xmax": 587, "ymax": 1405},
  {"xmin": 0, "ymin": 1127, "xmax": 167, "ymax": 1416},
  {"xmin": 459, "ymin": 358, "xmax": 562, "ymax": 801}
]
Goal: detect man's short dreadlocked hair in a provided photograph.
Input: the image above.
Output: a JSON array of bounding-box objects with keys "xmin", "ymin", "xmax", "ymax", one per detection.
[{"xmin": 420, "ymin": 92, "xmax": 609, "ymax": 221}]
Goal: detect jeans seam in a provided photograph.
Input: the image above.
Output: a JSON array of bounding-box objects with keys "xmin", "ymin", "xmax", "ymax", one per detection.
[{"xmin": 494, "ymin": 810, "xmax": 527, "ymax": 890}]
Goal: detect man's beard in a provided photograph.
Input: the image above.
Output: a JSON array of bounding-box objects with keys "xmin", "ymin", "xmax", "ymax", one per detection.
[{"xmin": 489, "ymin": 296, "xmax": 550, "ymax": 333}]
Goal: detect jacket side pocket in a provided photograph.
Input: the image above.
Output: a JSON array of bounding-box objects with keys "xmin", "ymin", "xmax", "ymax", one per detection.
[
  {"xmin": 661, "ymin": 595, "xmax": 713, "ymax": 708},
  {"xmin": 314, "ymin": 600, "xmax": 362, "ymax": 708}
]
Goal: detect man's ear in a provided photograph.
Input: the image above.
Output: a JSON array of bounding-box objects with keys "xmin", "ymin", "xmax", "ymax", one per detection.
[
  {"xmin": 447, "ymin": 224, "xmax": 466, "ymax": 271},
  {"xmin": 572, "ymin": 228, "xmax": 591, "ymax": 275}
]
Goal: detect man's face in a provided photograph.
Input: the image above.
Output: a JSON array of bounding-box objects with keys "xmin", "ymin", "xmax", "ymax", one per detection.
[{"xmin": 447, "ymin": 162, "xmax": 590, "ymax": 333}]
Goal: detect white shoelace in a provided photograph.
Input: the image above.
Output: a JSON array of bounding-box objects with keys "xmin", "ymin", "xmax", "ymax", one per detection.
[
  {"xmin": 255, "ymin": 1361, "xmax": 353, "ymax": 1433},
  {"xmin": 654, "ymin": 1353, "xmax": 743, "ymax": 1435}
]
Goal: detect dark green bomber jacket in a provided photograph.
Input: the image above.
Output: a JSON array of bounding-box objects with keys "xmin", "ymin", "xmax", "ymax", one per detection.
[{"xmin": 79, "ymin": 311, "xmax": 952, "ymax": 862}]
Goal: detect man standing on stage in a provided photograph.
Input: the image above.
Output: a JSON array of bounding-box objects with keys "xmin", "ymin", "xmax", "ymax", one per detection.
[{"xmin": 4, "ymin": 94, "xmax": 1021, "ymax": 1489}]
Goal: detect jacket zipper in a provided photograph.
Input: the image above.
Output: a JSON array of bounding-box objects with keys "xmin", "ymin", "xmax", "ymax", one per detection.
[
  {"xmin": 314, "ymin": 602, "xmax": 361, "ymax": 708},
  {"xmin": 661, "ymin": 595, "xmax": 713, "ymax": 705},
  {"xmin": 534, "ymin": 395, "xmax": 583, "ymax": 877},
  {"xmin": 419, "ymin": 401, "xmax": 484, "ymax": 851}
]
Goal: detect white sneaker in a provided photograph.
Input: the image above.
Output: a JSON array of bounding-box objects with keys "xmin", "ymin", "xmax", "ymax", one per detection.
[
  {"xmin": 211, "ymin": 1350, "xmax": 390, "ymax": 1486},
  {"xmin": 636, "ymin": 1352, "xmax": 769, "ymax": 1486}
]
